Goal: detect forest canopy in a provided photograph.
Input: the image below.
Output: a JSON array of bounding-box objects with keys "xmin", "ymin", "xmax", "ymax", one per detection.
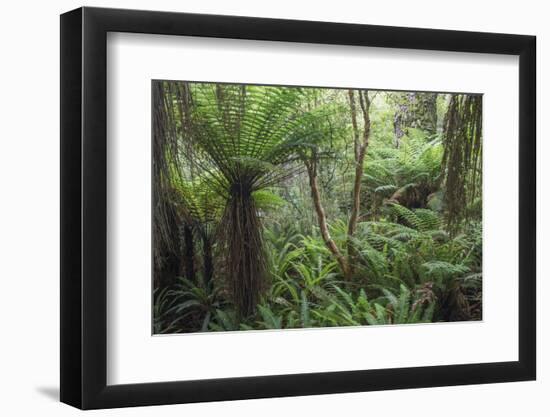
[{"xmin": 152, "ymin": 81, "xmax": 482, "ymax": 334}]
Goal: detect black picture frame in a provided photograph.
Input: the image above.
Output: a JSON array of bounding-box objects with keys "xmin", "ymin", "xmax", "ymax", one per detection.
[{"xmin": 60, "ymin": 6, "xmax": 536, "ymax": 410}]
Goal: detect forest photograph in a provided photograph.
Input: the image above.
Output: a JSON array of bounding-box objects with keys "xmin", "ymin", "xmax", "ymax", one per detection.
[{"xmin": 152, "ymin": 81, "xmax": 483, "ymax": 334}]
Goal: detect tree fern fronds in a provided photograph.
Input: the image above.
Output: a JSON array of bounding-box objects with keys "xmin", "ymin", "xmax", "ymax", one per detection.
[
  {"xmin": 396, "ymin": 285, "xmax": 411, "ymax": 323},
  {"xmin": 300, "ymin": 290, "xmax": 311, "ymax": 327},
  {"xmin": 421, "ymin": 260, "xmax": 470, "ymax": 285},
  {"xmin": 257, "ymin": 305, "xmax": 283, "ymax": 329}
]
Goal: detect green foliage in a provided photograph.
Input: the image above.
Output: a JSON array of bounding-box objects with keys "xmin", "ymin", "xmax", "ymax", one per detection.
[
  {"xmin": 153, "ymin": 287, "xmax": 179, "ymax": 334},
  {"xmin": 172, "ymin": 177, "xmax": 224, "ymax": 226},
  {"xmin": 152, "ymin": 84, "xmax": 482, "ymax": 333},
  {"xmin": 363, "ymin": 132, "xmax": 444, "ymax": 218},
  {"xmin": 154, "ymin": 208, "xmax": 481, "ymax": 332},
  {"xmin": 161, "ymin": 277, "xmax": 224, "ymax": 332}
]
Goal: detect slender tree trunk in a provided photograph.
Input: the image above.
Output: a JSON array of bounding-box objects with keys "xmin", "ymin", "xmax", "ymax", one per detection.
[
  {"xmin": 306, "ymin": 160, "xmax": 350, "ymax": 277},
  {"xmin": 348, "ymin": 90, "xmax": 360, "ymax": 161},
  {"xmin": 202, "ymin": 235, "xmax": 214, "ymax": 289},
  {"xmin": 305, "ymin": 90, "xmax": 370, "ymax": 279},
  {"xmin": 420, "ymin": 93, "xmax": 437, "ymax": 135},
  {"xmin": 182, "ymin": 224, "xmax": 196, "ymax": 282},
  {"xmin": 393, "ymin": 93, "xmax": 411, "ymax": 148},
  {"xmin": 347, "ymin": 90, "xmax": 371, "ymax": 269}
]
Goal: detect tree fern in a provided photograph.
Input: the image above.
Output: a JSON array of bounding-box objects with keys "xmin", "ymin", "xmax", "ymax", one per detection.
[{"xmin": 174, "ymin": 83, "xmax": 340, "ymax": 316}]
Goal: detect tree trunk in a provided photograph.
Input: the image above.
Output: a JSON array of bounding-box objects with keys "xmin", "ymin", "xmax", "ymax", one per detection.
[
  {"xmin": 348, "ymin": 90, "xmax": 360, "ymax": 161},
  {"xmin": 182, "ymin": 224, "xmax": 195, "ymax": 282},
  {"xmin": 152, "ymin": 81, "xmax": 182, "ymax": 291},
  {"xmin": 419, "ymin": 93, "xmax": 437, "ymax": 135},
  {"xmin": 347, "ymin": 90, "xmax": 370, "ymax": 269},
  {"xmin": 305, "ymin": 90, "xmax": 370, "ymax": 280},
  {"xmin": 202, "ymin": 235, "xmax": 214, "ymax": 289},
  {"xmin": 393, "ymin": 94, "xmax": 410, "ymax": 148},
  {"xmin": 221, "ymin": 182, "xmax": 266, "ymax": 317},
  {"xmin": 306, "ymin": 161, "xmax": 350, "ymax": 277}
]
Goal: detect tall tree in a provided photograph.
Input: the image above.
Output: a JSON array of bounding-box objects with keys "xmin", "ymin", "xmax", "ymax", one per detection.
[
  {"xmin": 346, "ymin": 90, "xmax": 371, "ymax": 270},
  {"xmin": 393, "ymin": 92, "xmax": 437, "ymax": 147},
  {"xmin": 441, "ymin": 94, "xmax": 482, "ymax": 234},
  {"xmin": 305, "ymin": 151, "xmax": 350, "ymax": 277},
  {"xmin": 304, "ymin": 89, "xmax": 371, "ymax": 279}
]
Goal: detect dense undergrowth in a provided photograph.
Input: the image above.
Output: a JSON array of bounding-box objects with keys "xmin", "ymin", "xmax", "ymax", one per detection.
[{"xmin": 155, "ymin": 211, "xmax": 481, "ymax": 333}]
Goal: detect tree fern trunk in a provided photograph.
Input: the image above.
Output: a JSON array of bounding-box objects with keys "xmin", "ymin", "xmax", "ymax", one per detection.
[
  {"xmin": 202, "ymin": 235, "xmax": 214, "ymax": 290},
  {"xmin": 220, "ymin": 182, "xmax": 266, "ymax": 317},
  {"xmin": 182, "ymin": 224, "xmax": 195, "ymax": 283}
]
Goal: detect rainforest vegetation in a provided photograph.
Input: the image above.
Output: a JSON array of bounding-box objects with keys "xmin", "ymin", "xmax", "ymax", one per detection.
[{"xmin": 152, "ymin": 81, "xmax": 482, "ymax": 334}]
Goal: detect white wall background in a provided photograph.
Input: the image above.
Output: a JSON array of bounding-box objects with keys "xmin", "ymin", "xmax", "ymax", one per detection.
[{"xmin": 0, "ymin": 0, "xmax": 545, "ymax": 415}]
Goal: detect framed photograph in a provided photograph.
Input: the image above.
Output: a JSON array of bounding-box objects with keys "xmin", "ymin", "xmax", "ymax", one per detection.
[{"xmin": 60, "ymin": 6, "xmax": 536, "ymax": 410}]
